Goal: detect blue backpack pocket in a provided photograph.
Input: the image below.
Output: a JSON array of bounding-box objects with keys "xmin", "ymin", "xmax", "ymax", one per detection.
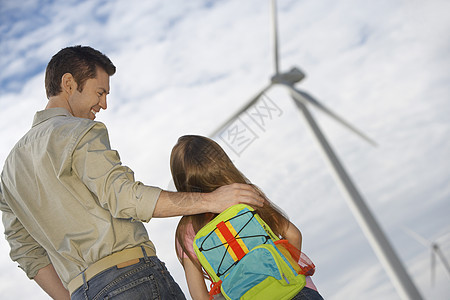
[{"xmin": 221, "ymin": 244, "xmax": 305, "ymax": 300}]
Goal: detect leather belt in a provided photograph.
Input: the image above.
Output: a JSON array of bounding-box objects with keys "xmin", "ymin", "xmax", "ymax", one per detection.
[{"xmin": 68, "ymin": 245, "xmax": 156, "ymax": 295}]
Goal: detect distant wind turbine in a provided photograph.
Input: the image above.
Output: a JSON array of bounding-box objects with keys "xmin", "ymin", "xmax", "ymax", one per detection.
[
  {"xmin": 210, "ymin": 1, "xmax": 423, "ymax": 299},
  {"xmin": 404, "ymin": 227, "xmax": 450, "ymax": 286}
]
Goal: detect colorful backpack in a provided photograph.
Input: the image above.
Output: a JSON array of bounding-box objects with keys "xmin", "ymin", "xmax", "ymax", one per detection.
[{"xmin": 193, "ymin": 204, "xmax": 306, "ymax": 300}]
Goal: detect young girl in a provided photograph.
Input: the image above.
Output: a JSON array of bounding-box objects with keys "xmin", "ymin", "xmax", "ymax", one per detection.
[{"xmin": 171, "ymin": 135, "xmax": 323, "ymax": 300}]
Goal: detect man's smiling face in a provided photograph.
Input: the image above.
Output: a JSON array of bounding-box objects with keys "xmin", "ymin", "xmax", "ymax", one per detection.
[{"xmin": 68, "ymin": 67, "xmax": 110, "ymax": 120}]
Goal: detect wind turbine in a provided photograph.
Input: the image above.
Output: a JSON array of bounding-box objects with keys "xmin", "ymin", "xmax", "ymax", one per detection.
[
  {"xmin": 404, "ymin": 228, "xmax": 450, "ymax": 286},
  {"xmin": 210, "ymin": 1, "xmax": 423, "ymax": 299}
]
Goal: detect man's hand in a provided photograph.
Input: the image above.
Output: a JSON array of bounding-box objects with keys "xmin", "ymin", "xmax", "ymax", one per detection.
[{"xmin": 203, "ymin": 183, "xmax": 265, "ymax": 213}]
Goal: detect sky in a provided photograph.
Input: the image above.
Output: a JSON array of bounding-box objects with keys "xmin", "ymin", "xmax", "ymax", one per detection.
[{"xmin": 1, "ymin": 0, "xmax": 450, "ymax": 299}]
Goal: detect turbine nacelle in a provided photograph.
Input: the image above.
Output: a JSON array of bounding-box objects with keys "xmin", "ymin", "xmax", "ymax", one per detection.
[{"xmin": 271, "ymin": 67, "xmax": 305, "ymax": 85}]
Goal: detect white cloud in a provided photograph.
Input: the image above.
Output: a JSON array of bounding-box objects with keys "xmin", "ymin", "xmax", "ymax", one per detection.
[{"xmin": 1, "ymin": 0, "xmax": 449, "ymax": 299}]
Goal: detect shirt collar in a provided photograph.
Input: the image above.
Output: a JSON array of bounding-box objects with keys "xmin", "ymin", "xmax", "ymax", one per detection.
[{"xmin": 32, "ymin": 107, "xmax": 73, "ymax": 127}]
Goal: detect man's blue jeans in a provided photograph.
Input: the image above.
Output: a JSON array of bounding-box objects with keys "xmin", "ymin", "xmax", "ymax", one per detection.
[{"xmin": 71, "ymin": 255, "xmax": 186, "ymax": 300}]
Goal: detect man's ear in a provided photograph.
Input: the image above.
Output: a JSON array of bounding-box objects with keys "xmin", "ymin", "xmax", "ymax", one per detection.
[{"xmin": 61, "ymin": 73, "xmax": 77, "ymax": 95}]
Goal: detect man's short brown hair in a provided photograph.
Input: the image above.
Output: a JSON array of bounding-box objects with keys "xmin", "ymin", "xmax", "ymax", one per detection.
[{"xmin": 45, "ymin": 45, "xmax": 116, "ymax": 98}]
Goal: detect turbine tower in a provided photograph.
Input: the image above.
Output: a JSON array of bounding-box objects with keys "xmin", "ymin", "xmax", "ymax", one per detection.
[{"xmin": 210, "ymin": 1, "xmax": 423, "ymax": 299}]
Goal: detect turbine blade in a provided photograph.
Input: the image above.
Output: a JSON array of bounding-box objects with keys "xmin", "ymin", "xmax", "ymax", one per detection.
[
  {"xmin": 209, "ymin": 83, "xmax": 273, "ymax": 137},
  {"xmin": 402, "ymin": 226, "xmax": 431, "ymax": 247},
  {"xmin": 288, "ymin": 85, "xmax": 377, "ymax": 146},
  {"xmin": 431, "ymin": 246, "xmax": 436, "ymax": 286},
  {"xmin": 434, "ymin": 244, "xmax": 450, "ymax": 279},
  {"xmin": 271, "ymin": 0, "xmax": 280, "ymax": 75}
]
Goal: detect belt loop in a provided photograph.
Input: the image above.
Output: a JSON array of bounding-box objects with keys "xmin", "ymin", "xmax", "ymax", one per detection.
[
  {"xmin": 82, "ymin": 271, "xmax": 89, "ymax": 291},
  {"xmin": 141, "ymin": 246, "xmax": 150, "ymax": 262}
]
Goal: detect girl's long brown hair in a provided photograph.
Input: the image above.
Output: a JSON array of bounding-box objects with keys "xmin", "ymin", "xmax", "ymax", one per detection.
[{"xmin": 170, "ymin": 135, "xmax": 289, "ymax": 277}]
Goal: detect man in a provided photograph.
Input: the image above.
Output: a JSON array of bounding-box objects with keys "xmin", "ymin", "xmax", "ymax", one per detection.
[{"xmin": 0, "ymin": 46, "xmax": 263, "ymax": 299}]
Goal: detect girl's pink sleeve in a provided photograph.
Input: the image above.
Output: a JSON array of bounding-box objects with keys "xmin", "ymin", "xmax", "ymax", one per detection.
[{"xmin": 175, "ymin": 222, "xmax": 198, "ymax": 262}]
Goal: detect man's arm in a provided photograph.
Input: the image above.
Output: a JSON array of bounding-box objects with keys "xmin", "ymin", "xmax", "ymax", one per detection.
[
  {"xmin": 153, "ymin": 183, "xmax": 265, "ymax": 218},
  {"xmin": 34, "ymin": 264, "xmax": 70, "ymax": 300}
]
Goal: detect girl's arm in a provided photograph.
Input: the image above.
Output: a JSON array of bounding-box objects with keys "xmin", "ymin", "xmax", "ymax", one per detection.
[
  {"xmin": 183, "ymin": 257, "xmax": 210, "ymax": 300},
  {"xmin": 284, "ymin": 221, "xmax": 302, "ymax": 252}
]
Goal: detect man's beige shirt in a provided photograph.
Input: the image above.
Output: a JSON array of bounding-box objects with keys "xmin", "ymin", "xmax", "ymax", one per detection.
[{"xmin": 0, "ymin": 108, "xmax": 162, "ymax": 287}]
